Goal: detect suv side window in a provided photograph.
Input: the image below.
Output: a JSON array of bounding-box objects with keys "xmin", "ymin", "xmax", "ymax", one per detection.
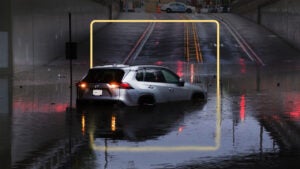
[
  {"xmin": 161, "ymin": 69, "xmax": 179, "ymax": 83},
  {"xmin": 135, "ymin": 69, "xmax": 166, "ymax": 83},
  {"xmin": 145, "ymin": 71, "xmax": 156, "ymax": 82},
  {"xmin": 136, "ymin": 70, "xmax": 144, "ymax": 81}
]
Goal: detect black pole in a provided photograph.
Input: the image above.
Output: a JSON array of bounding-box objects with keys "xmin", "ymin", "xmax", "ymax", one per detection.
[
  {"xmin": 109, "ymin": 0, "xmax": 113, "ymax": 19},
  {"xmin": 68, "ymin": 12, "xmax": 73, "ymax": 109},
  {"xmin": 67, "ymin": 12, "xmax": 73, "ymax": 168}
]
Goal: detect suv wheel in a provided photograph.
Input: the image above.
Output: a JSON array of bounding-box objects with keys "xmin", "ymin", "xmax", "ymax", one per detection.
[
  {"xmin": 191, "ymin": 93, "xmax": 205, "ymax": 103},
  {"xmin": 166, "ymin": 8, "xmax": 172, "ymax": 13},
  {"xmin": 138, "ymin": 95, "xmax": 155, "ymax": 106}
]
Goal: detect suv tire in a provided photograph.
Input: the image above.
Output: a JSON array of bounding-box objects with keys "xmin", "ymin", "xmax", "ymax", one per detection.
[
  {"xmin": 191, "ymin": 93, "xmax": 205, "ymax": 103},
  {"xmin": 138, "ymin": 95, "xmax": 155, "ymax": 106}
]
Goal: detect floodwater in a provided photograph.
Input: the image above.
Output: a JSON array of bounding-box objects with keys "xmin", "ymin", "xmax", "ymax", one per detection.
[
  {"xmin": 68, "ymin": 63, "xmax": 300, "ymax": 169},
  {"xmin": 2, "ymin": 62, "xmax": 300, "ymax": 169}
]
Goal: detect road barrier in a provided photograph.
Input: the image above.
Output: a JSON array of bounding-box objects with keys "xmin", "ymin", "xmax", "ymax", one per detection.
[{"xmin": 156, "ymin": 5, "xmax": 161, "ymax": 13}]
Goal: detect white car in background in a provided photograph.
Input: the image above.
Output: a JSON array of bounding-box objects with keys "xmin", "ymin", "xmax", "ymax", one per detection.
[{"xmin": 160, "ymin": 2, "xmax": 195, "ymax": 13}]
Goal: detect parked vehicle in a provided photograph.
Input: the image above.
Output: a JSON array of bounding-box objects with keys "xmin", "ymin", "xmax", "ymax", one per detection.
[
  {"xmin": 76, "ymin": 64, "xmax": 206, "ymax": 106},
  {"xmin": 160, "ymin": 2, "xmax": 196, "ymax": 13}
]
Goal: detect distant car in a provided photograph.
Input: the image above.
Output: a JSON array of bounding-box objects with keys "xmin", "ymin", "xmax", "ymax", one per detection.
[
  {"xmin": 76, "ymin": 64, "xmax": 206, "ymax": 106},
  {"xmin": 160, "ymin": 2, "xmax": 195, "ymax": 13}
]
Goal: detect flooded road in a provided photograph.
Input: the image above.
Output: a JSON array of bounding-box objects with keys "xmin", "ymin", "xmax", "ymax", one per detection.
[
  {"xmin": 5, "ymin": 62, "xmax": 300, "ymax": 169},
  {"xmin": 2, "ymin": 13, "xmax": 300, "ymax": 169},
  {"xmin": 65, "ymin": 63, "xmax": 300, "ymax": 169}
]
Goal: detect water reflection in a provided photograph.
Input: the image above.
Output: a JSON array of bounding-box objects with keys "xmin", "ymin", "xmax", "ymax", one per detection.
[
  {"xmin": 253, "ymin": 91, "xmax": 300, "ymax": 151},
  {"xmin": 77, "ymin": 102, "xmax": 204, "ymax": 143},
  {"xmin": 239, "ymin": 94, "xmax": 246, "ymax": 122},
  {"xmin": 72, "ymin": 63, "xmax": 300, "ymax": 169},
  {"xmin": 11, "ymin": 81, "xmax": 74, "ymax": 168},
  {"xmin": 6, "ymin": 62, "xmax": 300, "ymax": 169},
  {"xmin": 0, "ymin": 76, "xmax": 12, "ymax": 169},
  {"xmin": 221, "ymin": 64, "xmax": 300, "ymax": 94},
  {"xmin": 72, "ymin": 93, "xmax": 284, "ymax": 169},
  {"xmin": 283, "ymin": 93, "xmax": 300, "ymax": 121}
]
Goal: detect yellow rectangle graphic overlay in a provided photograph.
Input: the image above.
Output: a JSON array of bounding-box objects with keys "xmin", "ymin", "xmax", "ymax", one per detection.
[{"xmin": 90, "ymin": 20, "xmax": 221, "ymax": 152}]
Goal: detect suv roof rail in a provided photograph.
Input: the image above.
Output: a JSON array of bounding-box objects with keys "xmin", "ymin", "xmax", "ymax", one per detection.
[{"xmin": 93, "ymin": 64, "xmax": 130, "ymax": 68}]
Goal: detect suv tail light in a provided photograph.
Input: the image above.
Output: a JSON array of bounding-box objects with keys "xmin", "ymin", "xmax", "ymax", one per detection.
[
  {"xmin": 120, "ymin": 82, "xmax": 133, "ymax": 89},
  {"xmin": 78, "ymin": 82, "xmax": 88, "ymax": 89},
  {"xmin": 108, "ymin": 82, "xmax": 133, "ymax": 89},
  {"xmin": 108, "ymin": 82, "xmax": 119, "ymax": 89}
]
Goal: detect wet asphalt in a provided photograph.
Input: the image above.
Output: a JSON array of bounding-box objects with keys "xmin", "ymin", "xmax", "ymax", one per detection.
[{"xmin": 2, "ymin": 12, "xmax": 300, "ymax": 169}]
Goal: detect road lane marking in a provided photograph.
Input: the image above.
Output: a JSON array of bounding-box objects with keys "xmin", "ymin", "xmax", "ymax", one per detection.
[
  {"xmin": 211, "ymin": 15, "xmax": 265, "ymax": 66},
  {"xmin": 185, "ymin": 22, "xmax": 190, "ymax": 62},
  {"xmin": 122, "ymin": 20, "xmax": 156, "ymax": 64},
  {"xmin": 182, "ymin": 15, "xmax": 203, "ymax": 63}
]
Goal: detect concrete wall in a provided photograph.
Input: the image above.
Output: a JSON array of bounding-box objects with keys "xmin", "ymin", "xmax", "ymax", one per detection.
[
  {"xmin": 12, "ymin": 0, "xmax": 120, "ymax": 72},
  {"xmin": 0, "ymin": 0, "xmax": 12, "ymax": 74},
  {"xmin": 233, "ymin": 0, "xmax": 300, "ymax": 51},
  {"xmin": 260, "ymin": 0, "xmax": 300, "ymax": 51},
  {"xmin": 0, "ymin": 0, "xmax": 12, "ymax": 167},
  {"xmin": 0, "ymin": 78, "xmax": 11, "ymax": 169}
]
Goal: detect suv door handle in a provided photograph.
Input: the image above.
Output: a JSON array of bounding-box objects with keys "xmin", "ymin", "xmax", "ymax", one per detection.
[{"xmin": 148, "ymin": 85, "xmax": 154, "ymax": 89}]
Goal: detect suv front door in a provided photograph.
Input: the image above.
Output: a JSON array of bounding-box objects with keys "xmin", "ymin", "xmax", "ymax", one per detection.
[{"xmin": 160, "ymin": 68, "xmax": 189, "ymax": 101}]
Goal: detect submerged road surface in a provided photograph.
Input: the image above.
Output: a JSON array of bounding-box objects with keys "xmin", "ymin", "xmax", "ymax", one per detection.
[{"xmin": 3, "ymin": 12, "xmax": 300, "ymax": 169}]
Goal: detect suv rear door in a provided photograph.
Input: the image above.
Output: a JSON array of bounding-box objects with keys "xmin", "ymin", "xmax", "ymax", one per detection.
[{"xmin": 82, "ymin": 68, "xmax": 125, "ymax": 99}]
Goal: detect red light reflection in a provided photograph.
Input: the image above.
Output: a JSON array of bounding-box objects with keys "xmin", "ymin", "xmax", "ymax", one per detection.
[
  {"xmin": 239, "ymin": 58, "xmax": 246, "ymax": 74},
  {"xmin": 176, "ymin": 61, "xmax": 184, "ymax": 77},
  {"xmin": 155, "ymin": 40, "xmax": 160, "ymax": 46},
  {"xmin": 240, "ymin": 94, "xmax": 246, "ymax": 122},
  {"xmin": 178, "ymin": 126, "xmax": 184, "ymax": 133},
  {"xmin": 177, "ymin": 126, "xmax": 184, "ymax": 135},
  {"xmin": 14, "ymin": 101, "xmax": 68, "ymax": 113},
  {"xmin": 190, "ymin": 64, "xmax": 194, "ymax": 83},
  {"xmin": 287, "ymin": 111, "xmax": 300, "ymax": 120},
  {"xmin": 155, "ymin": 61, "xmax": 163, "ymax": 65},
  {"xmin": 272, "ymin": 115, "xmax": 280, "ymax": 122},
  {"xmin": 284, "ymin": 93, "xmax": 300, "ymax": 121}
]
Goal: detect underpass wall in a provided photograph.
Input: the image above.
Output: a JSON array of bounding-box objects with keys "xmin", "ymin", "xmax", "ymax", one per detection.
[
  {"xmin": 13, "ymin": 0, "xmax": 120, "ymax": 72},
  {"xmin": 233, "ymin": 0, "xmax": 300, "ymax": 51}
]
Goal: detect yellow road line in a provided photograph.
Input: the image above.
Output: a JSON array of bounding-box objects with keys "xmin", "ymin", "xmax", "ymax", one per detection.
[
  {"xmin": 192, "ymin": 22, "xmax": 203, "ymax": 63},
  {"xmin": 192, "ymin": 23, "xmax": 199, "ymax": 62},
  {"xmin": 182, "ymin": 16, "xmax": 203, "ymax": 63},
  {"xmin": 186, "ymin": 22, "xmax": 190, "ymax": 62}
]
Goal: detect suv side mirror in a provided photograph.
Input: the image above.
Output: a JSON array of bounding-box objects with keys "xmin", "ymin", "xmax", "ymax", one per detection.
[{"xmin": 178, "ymin": 78, "xmax": 185, "ymax": 87}]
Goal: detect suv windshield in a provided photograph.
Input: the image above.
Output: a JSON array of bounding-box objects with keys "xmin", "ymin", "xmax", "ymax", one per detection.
[{"xmin": 83, "ymin": 69, "xmax": 125, "ymax": 83}]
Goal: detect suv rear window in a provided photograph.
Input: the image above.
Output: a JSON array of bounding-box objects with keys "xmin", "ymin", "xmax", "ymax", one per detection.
[{"xmin": 83, "ymin": 69, "xmax": 125, "ymax": 83}]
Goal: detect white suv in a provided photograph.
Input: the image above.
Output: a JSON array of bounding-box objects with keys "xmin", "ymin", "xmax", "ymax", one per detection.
[
  {"xmin": 160, "ymin": 2, "xmax": 195, "ymax": 13},
  {"xmin": 76, "ymin": 65, "xmax": 206, "ymax": 106}
]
